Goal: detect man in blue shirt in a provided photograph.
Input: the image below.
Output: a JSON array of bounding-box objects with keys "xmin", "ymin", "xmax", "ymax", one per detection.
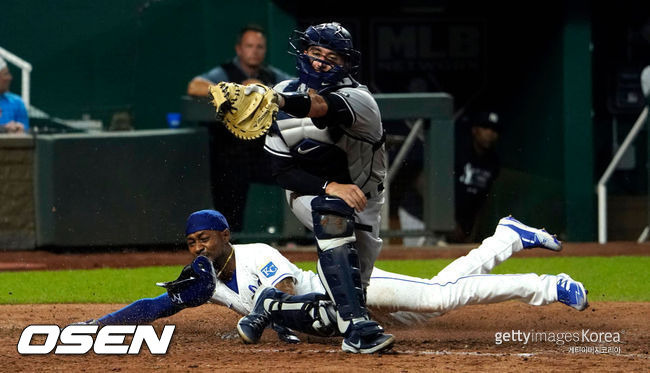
[{"xmin": 0, "ymin": 57, "xmax": 29, "ymax": 134}]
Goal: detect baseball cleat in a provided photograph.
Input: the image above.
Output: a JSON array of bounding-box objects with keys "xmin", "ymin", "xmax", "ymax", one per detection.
[
  {"xmin": 236, "ymin": 287, "xmax": 277, "ymax": 344},
  {"xmin": 498, "ymin": 216, "xmax": 562, "ymax": 251},
  {"xmin": 341, "ymin": 320, "xmax": 395, "ymax": 354},
  {"xmin": 556, "ymin": 273, "xmax": 589, "ymax": 311}
]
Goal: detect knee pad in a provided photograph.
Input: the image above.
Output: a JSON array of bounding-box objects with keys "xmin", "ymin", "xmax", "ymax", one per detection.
[{"xmin": 311, "ymin": 196, "xmax": 356, "ymax": 250}]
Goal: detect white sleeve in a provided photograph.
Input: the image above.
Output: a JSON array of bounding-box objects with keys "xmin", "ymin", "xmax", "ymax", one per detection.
[
  {"xmin": 209, "ymin": 280, "xmax": 250, "ymax": 315},
  {"xmin": 253, "ymin": 245, "xmax": 299, "ymax": 288}
]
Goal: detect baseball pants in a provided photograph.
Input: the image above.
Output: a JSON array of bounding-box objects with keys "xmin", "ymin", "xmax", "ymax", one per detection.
[{"xmin": 365, "ymin": 224, "xmax": 559, "ymax": 321}]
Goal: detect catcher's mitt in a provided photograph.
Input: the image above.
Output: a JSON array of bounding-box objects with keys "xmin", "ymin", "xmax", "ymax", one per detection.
[{"xmin": 208, "ymin": 82, "xmax": 279, "ymax": 140}]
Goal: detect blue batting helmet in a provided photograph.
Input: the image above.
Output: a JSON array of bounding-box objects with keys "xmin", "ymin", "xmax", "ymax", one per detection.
[{"xmin": 289, "ymin": 22, "xmax": 361, "ymax": 89}]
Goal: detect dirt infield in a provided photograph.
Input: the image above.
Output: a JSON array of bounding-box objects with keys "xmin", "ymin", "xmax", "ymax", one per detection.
[
  {"xmin": 1, "ymin": 242, "xmax": 649, "ymax": 371},
  {"xmin": 2, "ymin": 303, "xmax": 648, "ymax": 372}
]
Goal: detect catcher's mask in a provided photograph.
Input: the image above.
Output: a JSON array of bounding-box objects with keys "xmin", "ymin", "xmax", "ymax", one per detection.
[{"xmin": 289, "ymin": 22, "xmax": 361, "ymax": 90}]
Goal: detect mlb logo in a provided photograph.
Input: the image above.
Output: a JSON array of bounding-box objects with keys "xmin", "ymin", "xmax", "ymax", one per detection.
[{"xmin": 261, "ymin": 262, "xmax": 278, "ymax": 278}]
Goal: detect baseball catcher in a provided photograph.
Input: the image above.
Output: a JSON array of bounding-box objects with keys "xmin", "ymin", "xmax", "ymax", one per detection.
[{"xmin": 259, "ymin": 21, "xmax": 394, "ymax": 354}]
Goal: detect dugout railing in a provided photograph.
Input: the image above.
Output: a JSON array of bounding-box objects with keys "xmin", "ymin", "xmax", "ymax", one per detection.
[
  {"xmin": 373, "ymin": 93, "xmax": 455, "ymax": 239},
  {"xmin": 597, "ymin": 106, "xmax": 649, "ymax": 243}
]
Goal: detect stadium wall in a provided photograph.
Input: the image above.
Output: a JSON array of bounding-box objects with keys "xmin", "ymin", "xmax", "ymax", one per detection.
[{"xmin": 3, "ymin": 1, "xmax": 649, "ymax": 243}]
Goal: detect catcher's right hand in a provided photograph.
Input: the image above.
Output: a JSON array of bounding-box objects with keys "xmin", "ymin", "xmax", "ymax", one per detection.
[{"xmin": 208, "ymin": 82, "xmax": 279, "ymax": 140}]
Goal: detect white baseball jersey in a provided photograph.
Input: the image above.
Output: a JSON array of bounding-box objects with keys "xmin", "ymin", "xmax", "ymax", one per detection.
[
  {"xmin": 209, "ymin": 226, "xmax": 560, "ymax": 324},
  {"xmin": 209, "ymin": 243, "xmax": 325, "ymax": 315}
]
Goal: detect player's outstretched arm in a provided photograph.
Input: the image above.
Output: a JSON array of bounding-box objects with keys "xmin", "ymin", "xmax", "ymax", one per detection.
[
  {"xmin": 77, "ymin": 256, "xmax": 217, "ymax": 326},
  {"xmin": 187, "ymin": 77, "xmax": 214, "ymax": 96},
  {"xmin": 93, "ymin": 293, "xmax": 184, "ymax": 326}
]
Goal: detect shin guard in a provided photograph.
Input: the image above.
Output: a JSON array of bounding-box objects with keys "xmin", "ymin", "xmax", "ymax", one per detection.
[
  {"xmin": 311, "ymin": 196, "xmax": 368, "ymax": 335},
  {"xmin": 266, "ymin": 291, "xmax": 338, "ymax": 337}
]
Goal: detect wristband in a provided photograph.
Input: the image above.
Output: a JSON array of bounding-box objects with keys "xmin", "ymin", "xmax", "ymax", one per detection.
[{"xmin": 279, "ymin": 92, "xmax": 311, "ymax": 118}]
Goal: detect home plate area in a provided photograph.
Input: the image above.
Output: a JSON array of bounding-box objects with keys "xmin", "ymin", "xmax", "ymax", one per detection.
[{"xmin": 2, "ymin": 301, "xmax": 648, "ymax": 372}]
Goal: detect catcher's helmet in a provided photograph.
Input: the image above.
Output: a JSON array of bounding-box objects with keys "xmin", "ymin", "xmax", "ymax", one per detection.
[{"xmin": 289, "ymin": 22, "xmax": 361, "ymax": 89}]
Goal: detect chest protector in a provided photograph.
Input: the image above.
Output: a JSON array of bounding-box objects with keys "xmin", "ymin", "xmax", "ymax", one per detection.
[{"xmin": 276, "ymin": 116, "xmax": 386, "ymax": 197}]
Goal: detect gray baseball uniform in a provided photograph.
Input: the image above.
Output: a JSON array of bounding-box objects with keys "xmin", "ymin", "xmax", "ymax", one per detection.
[{"xmin": 264, "ymin": 78, "xmax": 386, "ymax": 286}]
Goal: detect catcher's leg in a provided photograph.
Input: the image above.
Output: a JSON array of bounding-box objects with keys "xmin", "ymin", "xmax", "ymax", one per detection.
[
  {"xmin": 311, "ymin": 196, "xmax": 394, "ymax": 354},
  {"xmin": 352, "ymin": 195, "xmax": 384, "ymax": 289}
]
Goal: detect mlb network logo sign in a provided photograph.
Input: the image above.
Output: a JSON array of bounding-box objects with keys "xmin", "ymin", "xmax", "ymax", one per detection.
[{"xmin": 17, "ymin": 324, "xmax": 175, "ymax": 355}]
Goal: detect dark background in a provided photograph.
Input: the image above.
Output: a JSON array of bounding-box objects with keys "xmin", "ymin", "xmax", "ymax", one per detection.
[{"xmin": 2, "ymin": 0, "xmax": 649, "ymax": 241}]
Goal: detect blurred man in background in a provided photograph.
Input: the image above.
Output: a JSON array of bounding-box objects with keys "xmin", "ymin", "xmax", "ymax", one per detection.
[
  {"xmin": 187, "ymin": 24, "xmax": 293, "ymax": 96},
  {"xmin": 187, "ymin": 24, "xmax": 293, "ymax": 231},
  {"xmin": 449, "ymin": 110, "xmax": 502, "ymax": 243},
  {"xmin": 398, "ymin": 110, "xmax": 502, "ymax": 245},
  {"xmin": 0, "ymin": 56, "xmax": 29, "ymax": 134}
]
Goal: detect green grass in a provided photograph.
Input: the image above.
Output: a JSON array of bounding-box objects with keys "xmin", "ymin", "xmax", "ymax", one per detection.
[
  {"xmin": 0, "ymin": 256, "xmax": 648, "ymax": 304},
  {"xmin": 0, "ymin": 266, "xmax": 183, "ymax": 304}
]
